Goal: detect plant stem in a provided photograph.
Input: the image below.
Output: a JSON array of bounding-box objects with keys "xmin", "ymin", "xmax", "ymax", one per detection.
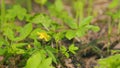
[
  {"xmin": 118, "ymin": 19, "xmax": 120, "ymax": 34},
  {"xmin": 79, "ymin": 1, "xmax": 84, "ymax": 25},
  {"xmin": 107, "ymin": 16, "xmax": 112, "ymax": 55},
  {"xmin": 88, "ymin": 0, "xmax": 93, "ymax": 16},
  {"xmin": 1, "ymin": 0, "xmax": 5, "ymax": 29},
  {"xmin": 27, "ymin": 0, "xmax": 32, "ymax": 13},
  {"xmin": 118, "ymin": 0, "xmax": 120, "ymax": 34}
]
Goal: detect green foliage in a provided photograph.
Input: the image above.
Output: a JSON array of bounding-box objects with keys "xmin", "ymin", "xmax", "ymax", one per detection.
[
  {"xmin": 0, "ymin": 1, "xmax": 100, "ymax": 67},
  {"xmin": 34, "ymin": 0, "xmax": 47, "ymax": 6},
  {"xmin": 0, "ymin": 38, "xmax": 6, "ymax": 55},
  {"xmin": 73, "ymin": 0, "xmax": 84, "ymax": 21},
  {"xmin": 95, "ymin": 54, "xmax": 120, "ymax": 68},
  {"xmin": 6, "ymin": 5, "xmax": 27, "ymax": 21},
  {"xmin": 31, "ymin": 14, "xmax": 51, "ymax": 29},
  {"xmin": 108, "ymin": 0, "xmax": 119, "ymax": 9},
  {"xmin": 53, "ymin": 31, "xmax": 65, "ymax": 42},
  {"xmin": 60, "ymin": 46, "xmax": 69, "ymax": 58},
  {"xmin": 8, "ymin": 43, "xmax": 28, "ymax": 54},
  {"xmin": 66, "ymin": 30, "xmax": 76, "ymax": 40},
  {"xmin": 4, "ymin": 23, "xmax": 33, "ymax": 41},
  {"xmin": 64, "ymin": 16, "xmax": 78, "ymax": 29},
  {"xmin": 29, "ymin": 28, "xmax": 42, "ymax": 39},
  {"xmin": 69, "ymin": 44, "xmax": 78, "ymax": 54},
  {"xmin": 45, "ymin": 46, "xmax": 57, "ymax": 64},
  {"xmin": 107, "ymin": 0, "xmax": 120, "ymax": 34},
  {"xmin": 60, "ymin": 44, "xmax": 78, "ymax": 58},
  {"xmin": 55, "ymin": 0, "xmax": 64, "ymax": 12},
  {"xmin": 25, "ymin": 50, "xmax": 54, "ymax": 68},
  {"xmin": 65, "ymin": 16, "xmax": 100, "ymax": 40}
]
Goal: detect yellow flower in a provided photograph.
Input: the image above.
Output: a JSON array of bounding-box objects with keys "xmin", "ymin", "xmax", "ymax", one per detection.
[
  {"xmin": 27, "ymin": 44, "xmax": 31, "ymax": 49},
  {"xmin": 37, "ymin": 32, "xmax": 50, "ymax": 41}
]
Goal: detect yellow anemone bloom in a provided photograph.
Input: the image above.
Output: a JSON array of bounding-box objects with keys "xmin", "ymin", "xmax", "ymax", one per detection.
[{"xmin": 37, "ymin": 32, "xmax": 50, "ymax": 41}]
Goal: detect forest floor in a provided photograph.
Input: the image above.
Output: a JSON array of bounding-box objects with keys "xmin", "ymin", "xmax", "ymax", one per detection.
[{"xmin": 0, "ymin": 0, "xmax": 120, "ymax": 68}]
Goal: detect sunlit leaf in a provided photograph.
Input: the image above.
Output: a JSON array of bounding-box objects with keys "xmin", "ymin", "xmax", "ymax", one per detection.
[
  {"xmin": 34, "ymin": 0, "xmax": 47, "ymax": 5},
  {"xmin": 69, "ymin": 44, "xmax": 78, "ymax": 54},
  {"xmin": 14, "ymin": 23, "xmax": 33, "ymax": 41},
  {"xmin": 55, "ymin": 0, "xmax": 64, "ymax": 12},
  {"xmin": 25, "ymin": 51, "xmax": 42, "ymax": 68},
  {"xmin": 65, "ymin": 30, "xmax": 76, "ymax": 40},
  {"xmin": 109, "ymin": 0, "xmax": 119, "ymax": 9},
  {"xmin": 4, "ymin": 28, "xmax": 15, "ymax": 41},
  {"xmin": 46, "ymin": 46, "xmax": 57, "ymax": 64}
]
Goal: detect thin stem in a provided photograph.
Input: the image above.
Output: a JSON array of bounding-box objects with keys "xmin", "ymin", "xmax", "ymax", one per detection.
[
  {"xmin": 79, "ymin": 1, "xmax": 84, "ymax": 25},
  {"xmin": 118, "ymin": 0, "xmax": 120, "ymax": 34},
  {"xmin": 88, "ymin": 0, "xmax": 93, "ymax": 16},
  {"xmin": 1, "ymin": 0, "xmax": 6, "ymax": 29},
  {"xmin": 107, "ymin": 16, "xmax": 112, "ymax": 55},
  {"xmin": 27, "ymin": 0, "xmax": 32, "ymax": 13},
  {"xmin": 118, "ymin": 19, "xmax": 120, "ymax": 34}
]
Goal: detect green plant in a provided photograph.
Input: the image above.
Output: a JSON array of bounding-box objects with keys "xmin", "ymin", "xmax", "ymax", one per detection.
[
  {"xmin": 27, "ymin": 0, "xmax": 32, "ymax": 13},
  {"xmin": 25, "ymin": 50, "xmax": 54, "ymax": 68},
  {"xmin": 25, "ymin": 44, "xmax": 57, "ymax": 68},
  {"xmin": 0, "ymin": 5, "xmax": 31, "ymax": 55},
  {"xmin": 95, "ymin": 54, "xmax": 120, "ymax": 68},
  {"xmin": 0, "ymin": 2, "xmax": 100, "ymax": 67},
  {"xmin": 107, "ymin": 0, "xmax": 120, "ymax": 34},
  {"xmin": 34, "ymin": 0, "xmax": 47, "ymax": 6},
  {"xmin": 60, "ymin": 44, "xmax": 78, "ymax": 58},
  {"xmin": 73, "ymin": 0, "xmax": 84, "ymax": 24},
  {"xmin": 65, "ymin": 16, "xmax": 100, "ymax": 40},
  {"xmin": 105, "ymin": 0, "xmax": 120, "ymax": 54},
  {"xmin": 1, "ymin": 0, "xmax": 6, "ymax": 28}
]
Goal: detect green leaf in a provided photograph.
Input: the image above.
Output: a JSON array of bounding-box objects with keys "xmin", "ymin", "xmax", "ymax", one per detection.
[
  {"xmin": 55, "ymin": 0, "xmax": 64, "ymax": 12},
  {"xmin": 45, "ymin": 46, "xmax": 57, "ymax": 53},
  {"xmin": 34, "ymin": 39, "xmax": 41, "ymax": 48},
  {"xmin": 65, "ymin": 30, "xmax": 76, "ymax": 40},
  {"xmin": 25, "ymin": 50, "xmax": 54, "ymax": 68},
  {"xmin": 39, "ymin": 57, "xmax": 54, "ymax": 68},
  {"xmin": 4, "ymin": 28, "xmax": 15, "ymax": 41},
  {"xmin": 32, "ymin": 14, "xmax": 51, "ymax": 28},
  {"xmin": 0, "ymin": 38, "xmax": 4, "ymax": 47},
  {"xmin": 79, "ymin": 16, "xmax": 93, "ymax": 27},
  {"xmin": 46, "ymin": 46, "xmax": 57, "ymax": 64},
  {"xmin": 73, "ymin": 1, "xmax": 83, "ymax": 11},
  {"xmin": 64, "ymin": 52, "xmax": 69, "ymax": 58},
  {"xmin": 25, "ymin": 51, "xmax": 42, "ymax": 68},
  {"xmin": 9, "ymin": 46, "xmax": 25, "ymax": 54},
  {"xmin": 54, "ymin": 32, "xmax": 65, "ymax": 42},
  {"xmin": 76, "ymin": 28, "xmax": 86, "ymax": 37},
  {"xmin": 42, "ymin": 57, "xmax": 52, "ymax": 66},
  {"xmin": 64, "ymin": 17, "xmax": 78, "ymax": 29},
  {"xmin": 6, "ymin": 5, "xmax": 27, "ymax": 21},
  {"xmin": 12, "ymin": 43, "xmax": 28, "ymax": 48},
  {"xmin": 60, "ymin": 46, "xmax": 67, "ymax": 53},
  {"xmin": 15, "ymin": 5, "xmax": 27, "ymax": 20},
  {"xmin": 113, "ymin": 11, "xmax": 120, "ymax": 19},
  {"xmin": 34, "ymin": 0, "xmax": 47, "ymax": 5},
  {"xmin": 14, "ymin": 23, "xmax": 33, "ymax": 41},
  {"xmin": 29, "ymin": 28, "xmax": 42, "ymax": 39},
  {"xmin": 60, "ymin": 46, "xmax": 69, "ymax": 58},
  {"xmin": 109, "ymin": 0, "xmax": 119, "ymax": 9},
  {"xmin": 0, "ymin": 48, "xmax": 6, "ymax": 55},
  {"xmin": 96, "ymin": 54, "xmax": 120, "ymax": 68},
  {"xmin": 87, "ymin": 25, "xmax": 100, "ymax": 32},
  {"xmin": 69, "ymin": 44, "xmax": 78, "ymax": 54},
  {"xmin": 15, "ymin": 49, "xmax": 25, "ymax": 54},
  {"xmin": 9, "ymin": 43, "xmax": 27, "ymax": 54},
  {"xmin": 31, "ymin": 14, "xmax": 42, "ymax": 24}
]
